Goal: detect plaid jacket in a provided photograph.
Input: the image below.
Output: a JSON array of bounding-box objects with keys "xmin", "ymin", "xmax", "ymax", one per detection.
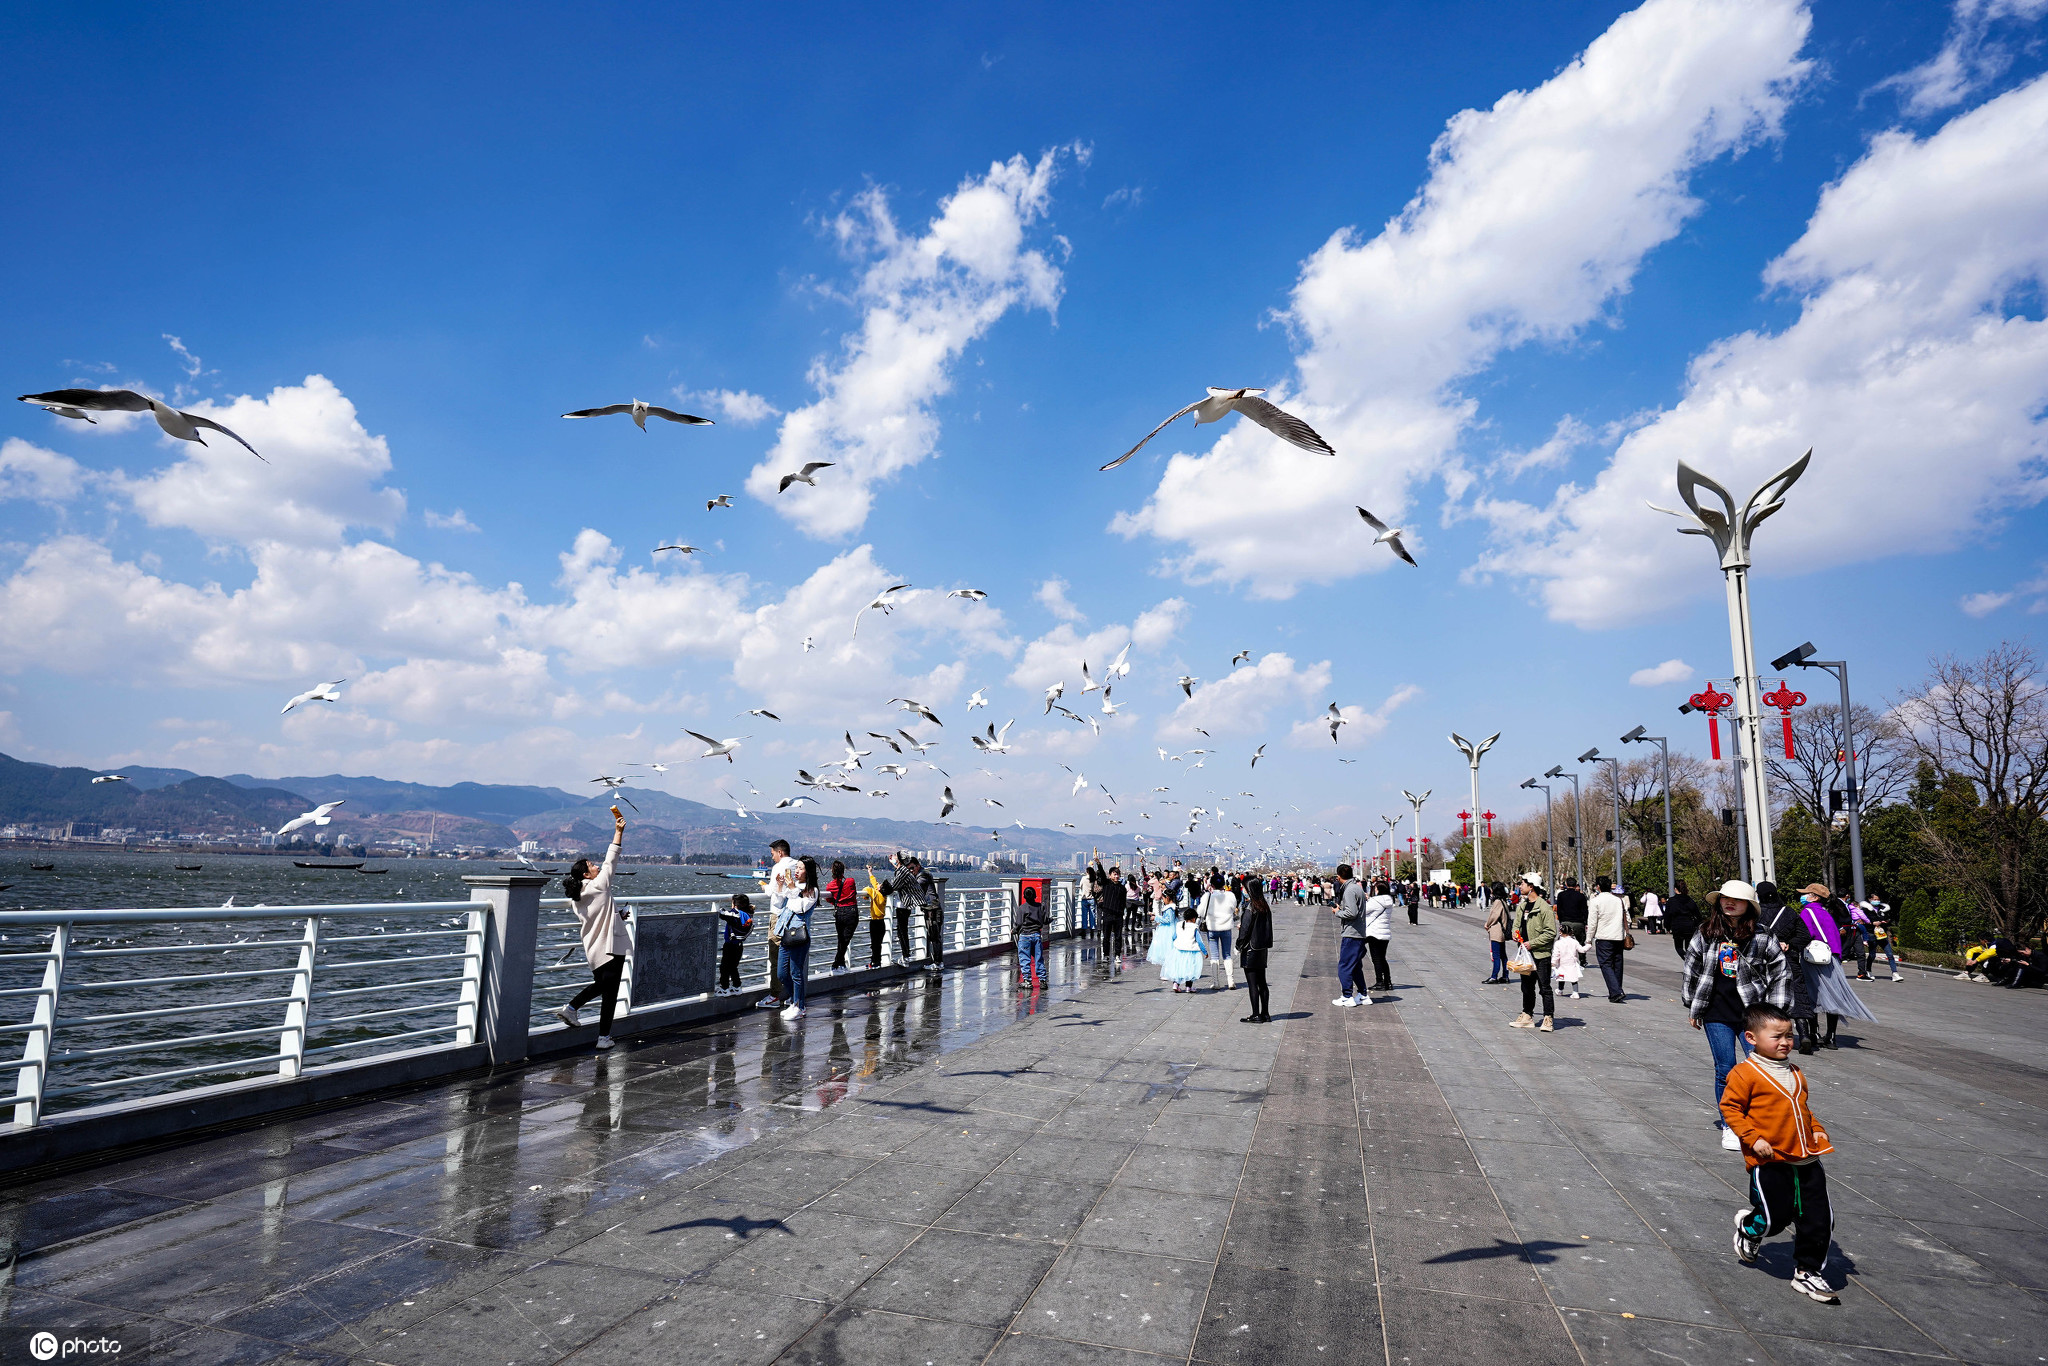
[{"xmin": 1681, "ymin": 932, "xmax": 1793, "ymax": 1018}]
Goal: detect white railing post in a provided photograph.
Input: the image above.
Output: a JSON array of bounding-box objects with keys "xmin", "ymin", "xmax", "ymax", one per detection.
[
  {"xmin": 12, "ymin": 924, "xmax": 67, "ymax": 1127},
  {"xmin": 278, "ymin": 916, "xmax": 320, "ymax": 1079},
  {"xmin": 615, "ymin": 904, "xmax": 638, "ymax": 1021},
  {"xmin": 454, "ymin": 905, "xmax": 486, "ymax": 1047},
  {"xmin": 463, "ymin": 874, "xmax": 545, "ymax": 1065}
]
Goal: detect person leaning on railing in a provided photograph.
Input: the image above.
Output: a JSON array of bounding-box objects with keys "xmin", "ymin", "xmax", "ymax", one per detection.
[{"xmin": 556, "ymin": 804, "xmax": 629, "ymax": 1051}]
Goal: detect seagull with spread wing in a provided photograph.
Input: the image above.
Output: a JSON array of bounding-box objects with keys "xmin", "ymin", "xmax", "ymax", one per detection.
[
  {"xmin": 1355, "ymin": 506, "xmax": 1418, "ymax": 566},
  {"xmin": 563, "ymin": 399, "xmax": 712, "ymax": 430},
  {"xmin": 1326, "ymin": 703, "xmax": 1348, "ymax": 744},
  {"xmin": 970, "ymin": 720, "xmax": 1015, "ymax": 754},
  {"xmin": 1251, "ymin": 744, "xmax": 1266, "ymax": 770},
  {"xmin": 91, "ymin": 774, "xmax": 129, "ymax": 784},
  {"xmin": 654, "ymin": 542, "xmax": 698, "ymax": 555},
  {"xmin": 778, "ymin": 462, "xmax": 834, "ymax": 492},
  {"xmin": 280, "ymin": 679, "xmax": 345, "ymax": 715},
  {"xmin": 966, "ymin": 688, "xmax": 989, "ymax": 711},
  {"xmin": 589, "ymin": 775, "xmax": 640, "ymax": 811},
  {"xmin": 1231, "ymin": 650, "xmax": 1251, "ymax": 668},
  {"xmin": 683, "ymin": 731, "xmax": 746, "ymax": 763},
  {"xmin": 277, "ymin": 799, "xmax": 345, "ymax": 837},
  {"xmin": 706, "ymin": 494, "xmax": 734, "ymax": 510},
  {"xmin": 1044, "ymin": 680, "xmax": 1065, "ymax": 713},
  {"xmin": 939, "ymin": 787, "xmax": 957, "ymax": 819},
  {"xmin": 892, "ymin": 697, "xmax": 943, "ymax": 727},
  {"xmin": 19, "ymin": 389, "xmax": 266, "ymax": 461},
  {"xmin": 1100, "ymin": 387, "xmax": 1335, "ymax": 471},
  {"xmin": 852, "ymin": 584, "xmax": 911, "ymax": 640},
  {"xmin": 1177, "ymin": 675, "xmax": 1197, "ymax": 698},
  {"xmin": 947, "ymin": 589, "xmax": 987, "ymax": 601}
]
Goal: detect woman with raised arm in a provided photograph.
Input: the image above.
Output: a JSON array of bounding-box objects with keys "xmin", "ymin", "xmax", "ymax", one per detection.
[{"xmin": 558, "ymin": 804, "xmax": 630, "ymax": 1051}]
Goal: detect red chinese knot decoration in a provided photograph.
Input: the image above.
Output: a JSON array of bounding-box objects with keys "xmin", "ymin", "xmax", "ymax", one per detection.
[
  {"xmin": 1761, "ymin": 680, "xmax": 1806, "ymax": 759},
  {"xmin": 1457, "ymin": 809, "xmax": 1472, "ymax": 837},
  {"xmin": 1689, "ymin": 686, "xmax": 1734, "ymax": 759}
]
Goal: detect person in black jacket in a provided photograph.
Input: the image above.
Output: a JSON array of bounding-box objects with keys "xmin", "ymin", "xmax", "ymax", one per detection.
[
  {"xmin": 1665, "ymin": 880, "xmax": 1702, "ymax": 961},
  {"xmin": 1236, "ymin": 879, "xmax": 1276, "ymax": 1023},
  {"xmin": 1554, "ymin": 878, "xmax": 1589, "ymax": 941},
  {"xmin": 1752, "ymin": 880, "xmax": 1819, "ymax": 1052},
  {"xmin": 1097, "ymin": 863, "xmax": 1128, "ymax": 955},
  {"xmin": 1015, "ymin": 885, "xmax": 1050, "ymax": 988}
]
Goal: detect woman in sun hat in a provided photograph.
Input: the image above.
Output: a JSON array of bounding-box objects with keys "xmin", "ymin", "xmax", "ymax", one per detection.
[
  {"xmin": 1796, "ymin": 883, "xmax": 1877, "ymax": 1048},
  {"xmin": 1681, "ymin": 879, "xmax": 1793, "ymax": 1151}
]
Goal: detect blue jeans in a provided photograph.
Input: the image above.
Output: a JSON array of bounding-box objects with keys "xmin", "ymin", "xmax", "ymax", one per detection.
[
  {"xmin": 779, "ymin": 943, "xmax": 810, "ymax": 1009},
  {"xmin": 1337, "ymin": 937, "xmax": 1369, "ymax": 997},
  {"xmin": 1704, "ymin": 1021, "xmax": 1751, "ymax": 1118},
  {"xmin": 1017, "ymin": 932, "xmax": 1044, "ymax": 982},
  {"xmin": 1080, "ymin": 896, "xmax": 1097, "ymax": 930},
  {"xmin": 1207, "ymin": 928, "xmax": 1233, "ymax": 961},
  {"xmin": 1489, "ymin": 941, "xmax": 1506, "ymax": 978}
]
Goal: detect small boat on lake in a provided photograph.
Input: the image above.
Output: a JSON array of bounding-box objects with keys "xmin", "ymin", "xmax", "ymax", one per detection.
[
  {"xmin": 29, "ymin": 864, "xmax": 54, "ymax": 871},
  {"xmin": 174, "ymin": 865, "xmax": 203, "ymax": 871},
  {"xmin": 293, "ymin": 861, "xmax": 365, "ymax": 870},
  {"xmin": 356, "ymin": 868, "xmax": 388, "ymax": 875}
]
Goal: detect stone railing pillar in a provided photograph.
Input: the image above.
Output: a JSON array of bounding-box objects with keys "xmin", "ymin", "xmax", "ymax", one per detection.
[{"xmin": 463, "ymin": 875, "xmax": 548, "ymax": 1065}]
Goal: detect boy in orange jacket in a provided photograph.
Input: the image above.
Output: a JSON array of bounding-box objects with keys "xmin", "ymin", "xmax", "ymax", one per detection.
[{"xmin": 1721, "ymin": 1003, "xmax": 1839, "ymax": 1303}]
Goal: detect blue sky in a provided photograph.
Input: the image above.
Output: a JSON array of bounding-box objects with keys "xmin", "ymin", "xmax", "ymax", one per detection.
[{"xmin": 2, "ymin": 0, "xmax": 2044, "ymax": 858}]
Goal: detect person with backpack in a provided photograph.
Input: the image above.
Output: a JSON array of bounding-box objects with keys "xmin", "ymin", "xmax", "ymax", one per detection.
[
  {"xmin": 716, "ymin": 892, "xmax": 754, "ymax": 996},
  {"xmin": 1665, "ymin": 880, "xmax": 1702, "ymax": 961}
]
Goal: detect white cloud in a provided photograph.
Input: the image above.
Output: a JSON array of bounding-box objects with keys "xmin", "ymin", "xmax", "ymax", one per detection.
[
  {"xmin": 0, "ymin": 439, "xmax": 89, "ymax": 502},
  {"xmin": 423, "ymin": 508, "xmax": 478, "ymax": 532},
  {"xmin": 1875, "ymin": 0, "xmax": 2048, "ymax": 116},
  {"xmin": 1961, "ymin": 590, "xmax": 2015, "ymax": 617},
  {"xmin": 1035, "ymin": 577, "xmax": 1085, "ymax": 622},
  {"xmin": 113, "ymin": 374, "xmax": 406, "ymax": 547},
  {"xmin": 1160, "ymin": 652, "xmax": 1332, "ymax": 738},
  {"xmin": 1006, "ymin": 599, "xmax": 1186, "ymax": 695},
  {"xmin": 1498, "ymin": 416, "xmax": 1593, "ymax": 478},
  {"xmin": 1110, "ymin": 0, "xmax": 1812, "ymax": 597},
  {"xmin": 677, "ymin": 387, "xmax": 780, "ymax": 425},
  {"xmin": 1490, "ymin": 72, "xmax": 2048, "ymax": 627},
  {"xmin": 1629, "ymin": 658, "xmax": 1694, "ymax": 686},
  {"xmin": 746, "ymin": 147, "xmax": 1076, "ymax": 536},
  {"xmin": 1285, "ymin": 683, "xmax": 1421, "ymax": 749}
]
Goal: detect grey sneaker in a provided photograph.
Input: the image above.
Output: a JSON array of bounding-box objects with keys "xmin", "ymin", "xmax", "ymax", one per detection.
[
  {"xmin": 593, "ymin": 1036, "xmax": 615, "ymax": 1052},
  {"xmin": 554, "ymin": 1005, "xmax": 581, "ymax": 1029},
  {"xmin": 1732, "ymin": 1209, "xmax": 1761, "ymax": 1263}
]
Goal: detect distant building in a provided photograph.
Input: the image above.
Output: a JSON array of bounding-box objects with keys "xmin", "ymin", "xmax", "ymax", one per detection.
[{"xmin": 64, "ymin": 820, "xmax": 101, "ymax": 840}]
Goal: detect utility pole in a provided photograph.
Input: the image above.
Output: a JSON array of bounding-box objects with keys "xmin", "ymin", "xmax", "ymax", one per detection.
[
  {"xmin": 1521, "ymin": 777, "xmax": 1555, "ymax": 890},
  {"xmin": 1546, "ymin": 764, "xmax": 1583, "ymax": 889},
  {"xmin": 1581, "ymin": 748, "xmax": 1624, "ymax": 886},
  {"xmin": 1621, "ymin": 726, "xmax": 1676, "ymax": 894},
  {"xmin": 1772, "ymin": 641, "xmax": 1868, "ymax": 903}
]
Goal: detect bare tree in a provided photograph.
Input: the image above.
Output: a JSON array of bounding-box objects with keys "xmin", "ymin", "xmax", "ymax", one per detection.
[
  {"xmin": 1766, "ymin": 701, "xmax": 1908, "ymax": 888},
  {"xmin": 1893, "ymin": 642, "xmax": 2048, "ymax": 941}
]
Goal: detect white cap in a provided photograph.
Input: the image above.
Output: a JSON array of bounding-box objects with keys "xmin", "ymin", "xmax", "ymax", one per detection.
[{"xmin": 1717, "ymin": 879, "xmax": 1759, "ymax": 905}]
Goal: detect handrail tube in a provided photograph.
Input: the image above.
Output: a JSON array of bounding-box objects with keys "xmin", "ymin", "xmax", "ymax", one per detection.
[
  {"xmin": 319, "ymin": 929, "xmax": 472, "ymax": 945},
  {"xmin": 316, "ymin": 998, "xmax": 466, "ymax": 1028},
  {"xmin": 310, "ymin": 975, "xmax": 469, "ymax": 1002},
  {"xmin": 0, "ymin": 901, "xmax": 475, "ymax": 925},
  {"xmin": 51, "ymin": 1022, "xmax": 287, "ymax": 1063},
  {"xmin": 58, "ymin": 965, "xmax": 302, "ymax": 992},
  {"xmin": 66, "ymin": 941, "xmax": 301, "ymax": 958},
  {"xmin": 309, "ymin": 950, "xmax": 477, "ymax": 973},
  {"xmin": 298, "ymin": 1025, "xmax": 459, "ymax": 1061},
  {"xmin": 41, "ymin": 1050, "xmax": 297, "ymax": 1099},
  {"xmin": 49, "ymin": 994, "xmax": 299, "ymax": 1028}
]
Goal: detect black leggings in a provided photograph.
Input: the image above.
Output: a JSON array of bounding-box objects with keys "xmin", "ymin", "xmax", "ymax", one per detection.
[
  {"xmin": 868, "ymin": 917, "xmax": 886, "ymax": 967},
  {"xmin": 1366, "ymin": 936, "xmax": 1391, "ymax": 988},
  {"xmin": 1242, "ymin": 948, "xmax": 1271, "ymax": 1017},
  {"xmin": 831, "ymin": 911, "xmax": 859, "ymax": 968},
  {"xmin": 719, "ymin": 940, "xmax": 745, "ymax": 991},
  {"xmin": 571, "ymin": 956, "xmax": 626, "ymax": 1034}
]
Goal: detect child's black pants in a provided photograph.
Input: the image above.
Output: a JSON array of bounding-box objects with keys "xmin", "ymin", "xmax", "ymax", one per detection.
[{"xmin": 1743, "ymin": 1161, "xmax": 1832, "ymax": 1273}]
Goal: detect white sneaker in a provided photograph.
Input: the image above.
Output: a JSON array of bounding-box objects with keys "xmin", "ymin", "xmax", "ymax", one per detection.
[
  {"xmin": 1332, "ymin": 995, "xmax": 1356, "ymax": 1007},
  {"xmin": 1720, "ymin": 1126, "xmax": 1742, "ymax": 1151},
  {"xmin": 1358, "ymin": 994, "xmax": 1373, "ymax": 1005},
  {"xmin": 1790, "ymin": 1270, "xmax": 1839, "ymax": 1304},
  {"xmin": 831, "ymin": 965, "xmax": 847, "ymax": 975},
  {"xmin": 593, "ymin": 1036, "xmax": 614, "ymax": 1051},
  {"xmin": 782, "ymin": 1004, "xmax": 805, "ymax": 1020},
  {"xmin": 1890, "ymin": 973, "xmax": 1904, "ymax": 982},
  {"xmin": 554, "ymin": 1005, "xmax": 581, "ymax": 1028}
]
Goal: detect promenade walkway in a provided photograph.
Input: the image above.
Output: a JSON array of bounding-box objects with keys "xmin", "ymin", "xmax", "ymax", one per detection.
[{"xmin": 1, "ymin": 904, "xmax": 2042, "ymax": 1365}]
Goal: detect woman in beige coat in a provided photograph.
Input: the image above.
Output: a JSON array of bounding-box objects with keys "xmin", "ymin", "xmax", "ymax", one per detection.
[{"xmin": 557, "ymin": 805, "xmax": 630, "ymax": 1050}]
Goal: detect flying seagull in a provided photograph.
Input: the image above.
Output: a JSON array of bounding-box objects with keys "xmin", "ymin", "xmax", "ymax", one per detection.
[
  {"xmin": 1355, "ymin": 506, "xmax": 1417, "ymax": 566},
  {"xmin": 1231, "ymin": 650, "xmax": 1251, "ymax": 668},
  {"xmin": 1251, "ymin": 744, "xmax": 1266, "ymax": 770},
  {"xmin": 706, "ymin": 494, "xmax": 734, "ymax": 509},
  {"xmin": 853, "ymin": 584, "xmax": 911, "ymax": 640},
  {"xmin": 947, "ymin": 589, "xmax": 987, "ymax": 601},
  {"xmin": 1044, "ymin": 681, "xmax": 1065, "ymax": 713},
  {"xmin": 897, "ymin": 730, "xmax": 937, "ymax": 754},
  {"xmin": 18, "ymin": 389, "xmax": 266, "ymax": 461},
  {"xmin": 562, "ymin": 399, "xmax": 712, "ymax": 430},
  {"xmin": 1071, "ymin": 772, "xmax": 1089, "ymax": 797},
  {"xmin": 1080, "ymin": 661, "xmax": 1099, "ymax": 693},
  {"xmin": 982, "ymin": 797, "xmax": 1004, "ymax": 808},
  {"xmin": 966, "ymin": 688, "xmax": 989, "ymax": 711},
  {"xmin": 778, "ymin": 462, "xmax": 834, "ymax": 492},
  {"xmin": 743, "ymin": 708, "xmax": 781, "ymax": 721},
  {"xmin": 1326, "ymin": 703, "xmax": 1348, "ymax": 744},
  {"xmin": 802, "ymin": 637, "xmax": 814, "ymax": 653},
  {"xmin": 774, "ymin": 795, "xmax": 817, "ymax": 809},
  {"xmin": 1100, "ymin": 387, "xmax": 1335, "ymax": 471},
  {"xmin": 91, "ymin": 774, "xmax": 129, "ymax": 784},
  {"xmin": 1108, "ymin": 643, "xmax": 1131, "ymax": 679},
  {"xmin": 939, "ymin": 787, "xmax": 957, "ymax": 819},
  {"xmin": 970, "ymin": 720, "xmax": 1015, "ymax": 754},
  {"xmin": 892, "ymin": 697, "xmax": 943, "ymax": 727},
  {"xmin": 683, "ymin": 731, "xmax": 746, "ymax": 762},
  {"xmin": 589, "ymin": 774, "xmax": 640, "ymax": 810},
  {"xmin": 654, "ymin": 542, "xmax": 698, "ymax": 555},
  {"xmin": 867, "ymin": 731, "xmax": 903, "ymax": 753},
  {"xmin": 1177, "ymin": 675, "xmax": 1197, "ymax": 698},
  {"xmin": 277, "ymin": 800, "xmax": 345, "ymax": 837},
  {"xmin": 281, "ymin": 680, "xmax": 345, "ymax": 715},
  {"xmin": 624, "ymin": 761, "xmax": 671, "ymax": 774}
]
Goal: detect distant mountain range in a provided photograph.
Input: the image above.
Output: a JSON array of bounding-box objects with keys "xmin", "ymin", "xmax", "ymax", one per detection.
[{"xmin": 0, "ymin": 753, "xmax": 1122, "ymax": 863}]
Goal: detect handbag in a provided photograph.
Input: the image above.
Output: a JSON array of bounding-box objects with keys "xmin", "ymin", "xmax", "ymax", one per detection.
[
  {"xmin": 1802, "ymin": 939, "xmax": 1832, "ymax": 965},
  {"xmin": 1622, "ymin": 932, "xmax": 1636, "ymax": 951}
]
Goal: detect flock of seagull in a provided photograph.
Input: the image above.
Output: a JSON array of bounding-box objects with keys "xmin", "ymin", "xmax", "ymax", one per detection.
[{"xmin": 25, "ymin": 373, "xmax": 1423, "ymax": 863}]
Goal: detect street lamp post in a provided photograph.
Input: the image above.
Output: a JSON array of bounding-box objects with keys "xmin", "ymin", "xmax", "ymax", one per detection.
[
  {"xmin": 1772, "ymin": 641, "xmax": 1868, "ymax": 903},
  {"xmin": 1546, "ymin": 764, "xmax": 1583, "ymax": 890},
  {"xmin": 1581, "ymin": 748, "xmax": 1624, "ymax": 887},
  {"xmin": 1621, "ymin": 726, "xmax": 1677, "ymax": 894},
  {"xmin": 1650, "ymin": 450, "xmax": 1808, "ymax": 885},
  {"xmin": 1451, "ymin": 731, "xmax": 1500, "ymax": 902},
  {"xmin": 1521, "ymin": 777, "xmax": 1555, "ymax": 890},
  {"xmin": 1403, "ymin": 789, "xmax": 1429, "ymax": 893},
  {"xmin": 1381, "ymin": 817, "xmax": 1401, "ymax": 881}
]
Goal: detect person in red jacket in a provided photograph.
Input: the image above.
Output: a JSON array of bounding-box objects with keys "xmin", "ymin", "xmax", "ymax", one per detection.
[
  {"xmin": 1722, "ymin": 1003, "xmax": 1839, "ymax": 1304},
  {"xmin": 825, "ymin": 860, "xmax": 860, "ymax": 973}
]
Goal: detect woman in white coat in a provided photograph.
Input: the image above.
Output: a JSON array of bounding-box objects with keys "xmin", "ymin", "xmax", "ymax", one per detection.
[
  {"xmin": 557, "ymin": 805, "xmax": 630, "ymax": 1051},
  {"xmin": 1198, "ymin": 872, "xmax": 1240, "ymax": 990}
]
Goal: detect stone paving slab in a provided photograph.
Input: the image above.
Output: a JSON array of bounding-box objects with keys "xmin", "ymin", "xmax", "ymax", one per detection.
[{"xmin": 2, "ymin": 900, "xmax": 2043, "ymax": 1364}]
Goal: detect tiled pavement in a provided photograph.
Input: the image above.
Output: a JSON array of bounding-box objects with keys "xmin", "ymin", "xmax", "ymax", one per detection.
[{"xmin": 1, "ymin": 904, "xmax": 2043, "ymax": 1364}]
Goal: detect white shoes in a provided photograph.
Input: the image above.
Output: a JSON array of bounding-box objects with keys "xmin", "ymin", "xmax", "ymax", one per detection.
[
  {"xmin": 554, "ymin": 1005, "xmax": 582, "ymax": 1028},
  {"xmin": 1332, "ymin": 995, "xmax": 1355, "ymax": 1008},
  {"xmin": 781, "ymin": 1004, "xmax": 805, "ymax": 1020},
  {"xmin": 1790, "ymin": 1270, "xmax": 1839, "ymax": 1304},
  {"xmin": 594, "ymin": 1036, "xmax": 614, "ymax": 1051},
  {"xmin": 1890, "ymin": 973, "xmax": 1904, "ymax": 982},
  {"xmin": 1720, "ymin": 1126, "xmax": 1742, "ymax": 1151},
  {"xmin": 831, "ymin": 965, "xmax": 848, "ymax": 975}
]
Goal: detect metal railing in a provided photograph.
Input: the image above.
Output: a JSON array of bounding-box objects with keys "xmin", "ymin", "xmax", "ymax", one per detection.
[{"xmin": 2, "ymin": 877, "xmax": 1079, "ymax": 1129}]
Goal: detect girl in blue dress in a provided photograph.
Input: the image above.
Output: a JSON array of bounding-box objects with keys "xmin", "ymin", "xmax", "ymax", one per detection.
[
  {"xmin": 1163, "ymin": 905, "xmax": 1207, "ymax": 991},
  {"xmin": 1145, "ymin": 873, "xmax": 1173, "ymax": 966}
]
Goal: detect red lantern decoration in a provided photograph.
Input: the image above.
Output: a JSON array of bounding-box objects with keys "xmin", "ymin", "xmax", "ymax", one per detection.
[
  {"xmin": 1761, "ymin": 680, "xmax": 1806, "ymax": 759},
  {"xmin": 1481, "ymin": 809, "xmax": 1496, "ymax": 837},
  {"xmin": 1689, "ymin": 686, "xmax": 1734, "ymax": 759},
  {"xmin": 1457, "ymin": 809, "xmax": 1472, "ymax": 837}
]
